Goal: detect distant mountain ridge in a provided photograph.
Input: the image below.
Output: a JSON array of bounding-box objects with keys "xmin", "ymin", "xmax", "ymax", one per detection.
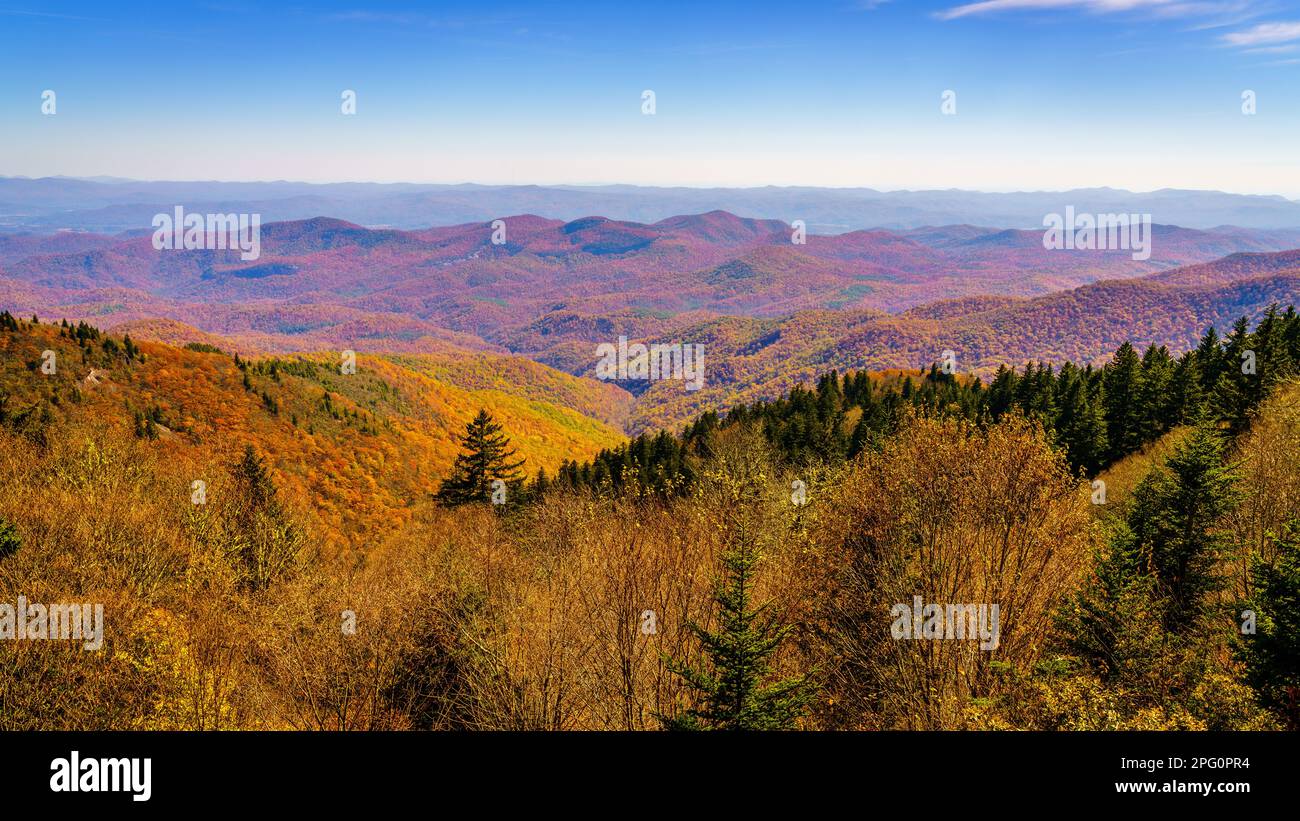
[
  {"xmin": 3, "ymin": 177, "xmax": 1300, "ymax": 233},
  {"xmin": 2, "ymin": 208, "xmax": 1299, "ymax": 435},
  {"xmin": 3, "ymin": 212, "xmax": 1298, "ymax": 364}
]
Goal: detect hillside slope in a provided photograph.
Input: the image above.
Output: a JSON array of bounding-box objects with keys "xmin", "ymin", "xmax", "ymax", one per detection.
[
  {"xmin": 3, "ymin": 213, "xmax": 1296, "ymax": 363},
  {"xmin": 0, "ymin": 318, "xmax": 626, "ymax": 555},
  {"xmin": 622, "ymin": 259, "xmax": 1300, "ymax": 432}
]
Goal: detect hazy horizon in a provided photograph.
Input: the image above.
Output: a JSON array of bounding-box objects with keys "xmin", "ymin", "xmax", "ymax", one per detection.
[{"xmin": 5, "ymin": 175, "xmax": 1300, "ymax": 201}]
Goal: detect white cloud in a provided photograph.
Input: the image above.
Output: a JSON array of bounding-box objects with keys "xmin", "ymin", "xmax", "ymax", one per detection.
[
  {"xmin": 1221, "ymin": 20, "xmax": 1300, "ymax": 46},
  {"xmin": 938, "ymin": 1, "xmax": 1168, "ymax": 21},
  {"xmin": 935, "ymin": 0, "xmax": 1254, "ymax": 21}
]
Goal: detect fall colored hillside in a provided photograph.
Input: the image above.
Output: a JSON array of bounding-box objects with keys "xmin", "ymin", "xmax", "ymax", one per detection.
[
  {"xmin": 0, "ymin": 317, "xmax": 625, "ymax": 557},
  {"xmin": 3, "ymin": 304, "xmax": 1296, "ymax": 732},
  {"xmin": 3, "ymin": 213, "xmax": 1298, "ymax": 367},
  {"xmin": 620, "ymin": 257, "xmax": 1300, "ymax": 432}
]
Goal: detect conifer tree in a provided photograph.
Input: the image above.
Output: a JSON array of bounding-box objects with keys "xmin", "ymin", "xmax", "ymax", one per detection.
[
  {"xmin": 1253, "ymin": 304, "xmax": 1290, "ymax": 401},
  {"xmin": 1137, "ymin": 344, "xmax": 1175, "ymax": 442},
  {"xmin": 1103, "ymin": 342, "xmax": 1144, "ymax": 462},
  {"xmin": 1168, "ymin": 354, "xmax": 1205, "ymax": 425},
  {"xmin": 1195, "ymin": 326, "xmax": 1225, "ymax": 397},
  {"xmin": 661, "ymin": 541, "xmax": 811, "ymax": 729},
  {"xmin": 1283, "ymin": 306, "xmax": 1300, "ymax": 365},
  {"xmin": 660, "ymin": 437, "xmax": 812, "ymax": 730},
  {"xmin": 436, "ymin": 409, "xmax": 525, "ymax": 506},
  {"xmin": 1127, "ymin": 424, "xmax": 1239, "ymax": 634},
  {"xmin": 847, "ymin": 414, "xmax": 874, "ymax": 459},
  {"xmin": 229, "ymin": 444, "xmax": 302, "ymax": 590},
  {"xmin": 1015, "ymin": 361, "xmax": 1056, "ymax": 424},
  {"xmin": 1053, "ymin": 363, "xmax": 1107, "ymax": 475},
  {"xmin": 1237, "ymin": 524, "xmax": 1300, "ymax": 729},
  {"xmin": 1214, "ymin": 316, "xmax": 1255, "ymax": 433},
  {"xmin": 532, "ymin": 466, "xmax": 550, "ymax": 497},
  {"xmin": 1064, "ymin": 523, "xmax": 1165, "ymax": 682}
]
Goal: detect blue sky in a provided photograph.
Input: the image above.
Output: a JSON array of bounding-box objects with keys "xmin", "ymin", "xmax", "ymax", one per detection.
[{"xmin": 1, "ymin": 0, "xmax": 1298, "ymax": 194}]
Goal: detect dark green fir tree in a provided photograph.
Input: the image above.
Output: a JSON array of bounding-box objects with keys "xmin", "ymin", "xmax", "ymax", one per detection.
[{"xmin": 436, "ymin": 409, "xmax": 525, "ymax": 507}]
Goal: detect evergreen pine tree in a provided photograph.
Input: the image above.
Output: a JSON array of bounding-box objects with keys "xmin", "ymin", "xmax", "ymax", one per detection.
[
  {"xmin": 1237, "ymin": 524, "xmax": 1300, "ymax": 729},
  {"xmin": 847, "ymin": 414, "xmax": 874, "ymax": 459},
  {"xmin": 1253, "ymin": 304, "xmax": 1290, "ymax": 401},
  {"xmin": 660, "ymin": 439, "xmax": 812, "ymax": 730},
  {"xmin": 1214, "ymin": 316, "xmax": 1255, "ymax": 433},
  {"xmin": 1137, "ymin": 344, "xmax": 1175, "ymax": 442},
  {"xmin": 229, "ymin": 444, "xmax": 302, "ymax": 590},
  {"xmin": 986, "ymin": 365, "xmax": 1018, "ymax": 422},
  {"xmin": 1053, "ymin": 362, "xmax": 1107, "ymax": 475},
  {"xmin": 661, "ymin": 544, "xmax": 814, "ymax": 730},
  {"xmin": 1103, "ymin": 342, "xmax": 1144, "ymax": 462},
  {"xmin": 1127, "ymin": 424, "xmax": 1239, "ymax": 634},
  {"xmin": 1168, "ymin": 354, "xmax": 1205, "ymax": 425},
  {"xmin": 436, "ymin": 409, "xmax": 526, "ymax": 506},
  {"xmin": 1283, "ymin": 306, "xmax": 1300, "ymax": 366},
  {"xmin": 1063, "ymin": 524, "xmax": 1164, "ymax": 682},
  {"xmin": 1195, "ymin": 326, "xmax": 1225, "ymax": 397}
]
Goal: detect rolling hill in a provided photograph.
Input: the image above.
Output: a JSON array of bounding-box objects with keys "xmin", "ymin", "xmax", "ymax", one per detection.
[
  {"xmin": 618, "ymin": 251, "xmax": 1300, "ymax": 432},
  {"xmin": 0, "ymin": 317, "xmax": 627, "ymax": 556},
  {"xmin": 3, "ymin": 211, "xmax": 1298, "ymax": 362},
  {"xmin": 2, "ymin": 209, "xmax": 1299, "ymax": 436}
]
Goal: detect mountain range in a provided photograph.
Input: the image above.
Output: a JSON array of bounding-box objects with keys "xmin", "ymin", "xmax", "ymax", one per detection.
[
  {"xmin": 5, "ymin": 177, "xmax": 1300, "ymax": 233},
  {"xmin": 3, "ymin": 200, "xmax": 1299, "ymax": 434}
]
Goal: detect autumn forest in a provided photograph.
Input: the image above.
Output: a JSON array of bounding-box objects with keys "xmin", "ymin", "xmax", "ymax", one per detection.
[{"xmin": 3, "ymin": 298, "xmax": 1299, "ymax": 731}]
